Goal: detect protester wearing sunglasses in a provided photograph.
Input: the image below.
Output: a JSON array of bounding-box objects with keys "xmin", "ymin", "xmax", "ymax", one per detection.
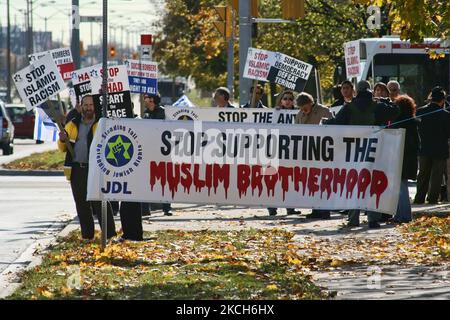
[
  {"xmin": 267, "ymin": 90, "xmax": 301, "ymax": 217},
  {"xmin": 275, "ymin": 90, "xmax": 296, "ymax": 110}
]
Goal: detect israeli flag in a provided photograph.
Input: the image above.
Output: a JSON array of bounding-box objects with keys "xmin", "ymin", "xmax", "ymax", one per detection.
[
  {"xmin": 172, "ymin": 95, "xmax": 195, "ymax": 108},
  {"xmin": 33, "ymin": 107, "xmax": 59, "ymax": 142}
]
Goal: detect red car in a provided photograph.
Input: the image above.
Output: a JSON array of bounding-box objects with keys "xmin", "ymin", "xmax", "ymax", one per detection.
[{"xmin": 5, "ymin": 104, "xmax": 35, "ymax": 140}]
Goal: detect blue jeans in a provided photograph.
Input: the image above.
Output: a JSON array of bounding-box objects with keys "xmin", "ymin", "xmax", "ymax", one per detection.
[{"xmin": 394, "ymin": 179, "xmax": 412, "ymax": 222}]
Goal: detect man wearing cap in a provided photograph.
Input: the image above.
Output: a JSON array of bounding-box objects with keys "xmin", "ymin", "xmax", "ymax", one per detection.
[
  {"xmin": 414, "ymin": 86, "xmax": 450, "ymax": 205},
  {"xmin": 325, "ymin": 80, "xmax": 399, "ymax": 228}
]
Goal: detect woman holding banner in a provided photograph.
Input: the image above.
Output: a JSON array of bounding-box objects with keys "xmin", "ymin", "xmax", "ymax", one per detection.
[{"xmin": 267, "ymin": 90, "xmax": 299, "ymax": 216}]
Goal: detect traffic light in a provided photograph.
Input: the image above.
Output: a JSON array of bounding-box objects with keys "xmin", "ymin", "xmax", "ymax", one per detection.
[
  {"xmin": 228, "ymin": 0, "xmax": 258, "ymax": 17},
  {"xmin": 109, "ymin": 46, "xmax": 116, "ymax": 58},
  {"xmin": 281, "ymin": 0, "xmax": 305, "ymax": 19},
  {"xmin": 213, "ymin": 5, "xmax": 233, "ymax": 39}
]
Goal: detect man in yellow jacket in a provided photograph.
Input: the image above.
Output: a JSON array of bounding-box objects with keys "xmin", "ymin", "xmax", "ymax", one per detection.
[{"xmin": 58, "ymin": 94, "xmax": 116, "ymax": 240}]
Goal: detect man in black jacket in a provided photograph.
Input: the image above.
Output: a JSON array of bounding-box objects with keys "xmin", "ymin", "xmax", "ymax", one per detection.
[
  {"xmin": 241, "ymin": 84, "xmax": 267, "ymax": 108},
  {"xmin": 414, "ymin": 86, "xmax": 450, "ymax": 204},
  {"xmin": 326, "ymin": 81, "xmax": 399, "ymax": 228},
  {"xmin": 142, "ymin": 93, "xmax": 173, "ymax": 216}
]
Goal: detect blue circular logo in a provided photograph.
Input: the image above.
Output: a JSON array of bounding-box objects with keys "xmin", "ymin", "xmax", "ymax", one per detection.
[{"xmin": 104, "ymin": 135, "xmax": 134, "ymax": 167}]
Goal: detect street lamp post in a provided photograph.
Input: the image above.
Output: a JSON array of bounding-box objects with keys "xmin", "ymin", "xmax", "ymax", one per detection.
[
  {"xmin": 71, "ymin": 0, "xmax": 80, "ymax": 69},
  {"xmin": 100, "ymin": 0, "xmax": 108, "ymax": 250}
]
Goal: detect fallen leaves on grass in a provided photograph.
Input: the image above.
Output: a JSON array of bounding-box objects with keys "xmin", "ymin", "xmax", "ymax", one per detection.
[
  {"xmin": 3, "ymin": 150, "xmax": 64, "ymax": 171},
  {"xmin": 10, "ymin": 229, "xmax": 326, "ymax": 300}
]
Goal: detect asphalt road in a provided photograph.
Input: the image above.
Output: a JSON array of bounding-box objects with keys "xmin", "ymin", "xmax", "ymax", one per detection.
[
  {"xmin": 0, "ymin": 175, "xmax": 75, "ymax": 274},
  {"xmin": 0, "ymin": 139, "xmax": 75, "ymax": 275}
]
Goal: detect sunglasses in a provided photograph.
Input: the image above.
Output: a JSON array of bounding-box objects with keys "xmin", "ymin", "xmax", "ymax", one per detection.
[{"xmin": 282, "ymin": 97, "xmax": 294, "ymax": 101}]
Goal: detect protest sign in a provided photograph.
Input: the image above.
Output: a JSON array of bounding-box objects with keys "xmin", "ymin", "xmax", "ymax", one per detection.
[
  {"xmin": 165, "ymin": 107, "xmax": 298, "ymax": 124},
  {"xmin": 243, "ymin": 48, "xmax": 276, "ymax": 82},
  {"xmin": 123, "ymin": 59, "xmax": 158, "ymax": 95},
  {"xmin": 87, "ymin": 119, "xmax": 405, "ymax": 214},
  {"xmin": 267, "ymin": 52, "xmax": 313, "ymax": 92},
  {"xmin": 344, "ymin": 40, "xmax": 361, "ymax": 78},
  {"xmin": 90, "ymin": 65, "xmax": 134, "ymax": 118},
  {"xmin": 243, "ymin": 48, "xmax": 313, "ymax": 92},
  {"xmin": 12, "ymin": 53, "xmax": 66, "ymax": 111},
  {"xmin": 29, "ymin": 48, "xmax": 75, "ymax": 80},
  {"xmin": 70, "ymin": 64, "xmax": 102, "ymax": 102}
]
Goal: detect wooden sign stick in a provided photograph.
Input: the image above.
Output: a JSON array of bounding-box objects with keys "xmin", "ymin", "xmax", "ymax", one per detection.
[
  {"xmin": 250, "ymin": 79, "xmax": 258, "ymax": 108},
  {"xmin": 47, "ymin": 98, "xmax": 75, "ymax": 158}
]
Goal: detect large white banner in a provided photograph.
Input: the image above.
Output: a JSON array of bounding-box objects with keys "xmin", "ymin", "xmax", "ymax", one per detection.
[
  {"xmin": 165, "ymin": 107, "xmax": 299, "ymax": 124},
  {"xmin": 87, "ymin": 119, "xmax": 405, "ymax": 214}
]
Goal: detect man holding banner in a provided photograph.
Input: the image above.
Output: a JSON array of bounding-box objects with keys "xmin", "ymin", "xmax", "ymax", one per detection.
[
  {"xmin": 58, "ymin": 94, "xmax": 116, "ymax": 240},
  {"xmin": 325, "ymin": 81, "xmax": 399, "ymax": 228},
  {"xmin": 241, "ymin": 84, "xmax": 267, "ymax": 108}
]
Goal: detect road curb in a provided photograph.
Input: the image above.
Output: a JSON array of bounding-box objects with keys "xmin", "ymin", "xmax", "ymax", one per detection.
[{"xmin": 0, "ymin": 169, "xmax": 64, "ymax": 176}]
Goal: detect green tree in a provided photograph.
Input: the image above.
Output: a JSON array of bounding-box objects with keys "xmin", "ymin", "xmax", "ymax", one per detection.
[{"xmin": 154, "ymin": 0, "xmax": 449, "ymax": 97}]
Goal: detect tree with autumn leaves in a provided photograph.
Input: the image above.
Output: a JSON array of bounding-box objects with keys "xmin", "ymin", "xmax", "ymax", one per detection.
[{"xmin": 153, "ymin": 0, "xmax": 449, "ymax": 99}]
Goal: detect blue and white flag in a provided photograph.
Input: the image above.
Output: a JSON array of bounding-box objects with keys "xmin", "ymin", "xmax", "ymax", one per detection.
[
  {"xmin": 172, "ymin": 95, "xmax": 195, "ymax": 108},
  {"xmin": 33, "ymin": 107, "xmax": 59, "ymax": 142}
]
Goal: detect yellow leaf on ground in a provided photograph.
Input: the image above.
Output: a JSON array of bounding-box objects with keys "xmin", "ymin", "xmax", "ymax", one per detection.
[
  {"xmin": 266, "ymin": 284, "xmax": 278, "ymax": 291},
  {"xmin": 330, "ymin": 259, "xmax": 345, "ymax": 267}
]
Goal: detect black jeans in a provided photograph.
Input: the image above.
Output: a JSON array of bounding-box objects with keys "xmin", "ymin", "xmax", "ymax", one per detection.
[
  {"xmin": 70, "ymin": 164, "xmax": 116, "ymax": 239},
  {"xmin": 414, "ymin": 156, "xmax": 446, "ymax": 204},
  {"xmin": 119, "ymin": 202, "xmax": 143, "ymax": 241}
]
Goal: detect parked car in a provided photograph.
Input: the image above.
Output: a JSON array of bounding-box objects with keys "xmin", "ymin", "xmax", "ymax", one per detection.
[
  {"xmin": 0, "ymin": 99, "xmax": 14, "ymax": 155},
  {"xmin": 5, "ymin": 104, "xmax": 35, "ymax": 140}
]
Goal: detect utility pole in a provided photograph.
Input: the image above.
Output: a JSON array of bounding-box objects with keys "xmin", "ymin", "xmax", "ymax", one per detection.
[
  {"xmin": 101, "ymin": 0, "xmax": 108, "ymax": 251},
  {"xmin": 71, "ymin": 0, "xmax": 80, "ymax": 69},
  {"xmin": 239, "ymin": 0, "xmax": 252, "ymax": 106},
  {"xmin": 6, "ymin": 0, "xmax": 11, "ymax": 102},
  {"xmin": 227, "ymin": 8, "xmax": 235, "ymax": 99}
]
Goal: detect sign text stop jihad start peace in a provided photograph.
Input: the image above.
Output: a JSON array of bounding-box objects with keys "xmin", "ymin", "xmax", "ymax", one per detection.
[{"xmin": 12, "ymin": 54, "xmax": 66, "ymax": 111}]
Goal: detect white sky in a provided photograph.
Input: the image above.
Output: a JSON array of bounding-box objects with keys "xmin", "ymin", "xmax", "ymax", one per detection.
[{"xmin": 0, "ymin": 0, "xmax": 165, "ymax": 49}]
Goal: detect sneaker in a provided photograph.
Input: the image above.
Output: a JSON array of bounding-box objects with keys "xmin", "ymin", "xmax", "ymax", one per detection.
[
  {"xmin": 368, "ymin": 221, "xmax": 381, "ymax": 229},
  {"xmin": 268, "ymin": 208, "xmax": 278, "ymax": 216},
  {"xmin": 164, "ymin": 210, "xmax": 173, "ymax": 216}
]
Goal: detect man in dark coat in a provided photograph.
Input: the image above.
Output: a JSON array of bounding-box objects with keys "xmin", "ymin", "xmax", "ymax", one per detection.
[
  {"xmin": 326, "ymin": 80, "xmax": 399, "ymax": 228},
  {"xmin": 241, "ymin": 84, "xmax": 267, "ymax": 108},
  {"xmin": 414, "ymin": 86, "xmax": 450, "ymax": 205}
]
